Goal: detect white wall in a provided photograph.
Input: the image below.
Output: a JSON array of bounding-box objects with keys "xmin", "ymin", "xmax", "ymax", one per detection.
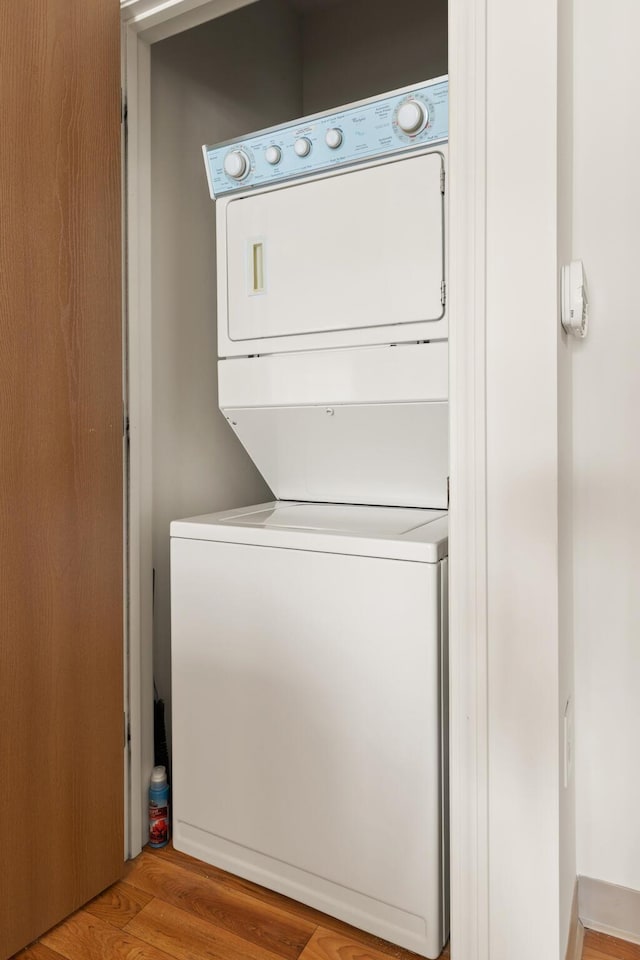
[
  {"xmin": 558, "ymin": 0, "xmax": 576, "ymax": 953},
  {"xmin": 150, "ymin": 0, "xmax": 301, "ymax": 753},
  {"xmin": 573, "ymin": 0, "xmax": 640, "ymax": 892}
]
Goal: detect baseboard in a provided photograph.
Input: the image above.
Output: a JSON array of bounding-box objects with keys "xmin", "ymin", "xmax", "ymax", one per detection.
[
  {"xmin": 579, "ymin": 875, "xmax": 640, "ymax": 946},
  {"xmin": 565, "ymin": 880, "xmax": 585, "ymax": 960}
]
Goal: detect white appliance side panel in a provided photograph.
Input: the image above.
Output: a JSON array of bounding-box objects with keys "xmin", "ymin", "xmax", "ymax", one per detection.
[
  {"xmin": 225, "ymin": 153, "xmax": 444, "ymax": 344},
  {"xmin": 218, "ymin": 341, "xmax": 448, "ymax": 408},
  {"xmin": 220, "ymin": 400, "xmax": 449, "ymax": 509},
  {"xmin": 171, "ymin": 537, "xmax": 444, "ymax": 957}
]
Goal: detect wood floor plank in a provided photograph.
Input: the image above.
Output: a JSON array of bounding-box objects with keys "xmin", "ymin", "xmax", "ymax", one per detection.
[
  {"xmin": 85, "ymin": 881, "xmax": 153, "ymax": 929},
  {"xmin": 582, "ymin": 947, "xmax": 616, "ymax": 960},
  {"xmin": 583, "ymin": 948, "xmax": 630, "ymax": 960},
  {"xmin": 40, "ymin": 910, "xmax": 175, "ymax": 960},
  {"xmin": 150, "ymin": 845, "xmax": 439, "ymax": 960},
  {"xmin": 299, "ymin": 928, "xmax": 445, "ymax": 960},
  {"xmin": 584, "ymin": 929, "xmax": 640, "ymax": 960},
  {"xmin": 12, "ymin": 944, "xmax": 67, "ymax": 960},
  {"xmin": 125, "ymin": 897, "xmax": 291, "ymax": 960},
  {"xmin": 125, "ymin": 852, "xmax": 315, "ymax": 960}
]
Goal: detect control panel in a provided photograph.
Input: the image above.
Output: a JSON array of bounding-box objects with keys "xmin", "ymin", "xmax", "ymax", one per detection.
[{"xmin": 203, "ymin": 76, "xmax": 448, "ymax": 198}]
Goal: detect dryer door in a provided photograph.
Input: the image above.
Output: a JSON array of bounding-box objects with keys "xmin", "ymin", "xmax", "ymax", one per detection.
[{"xmin": 221, "ymin": 151, "xmax": 445, "ymax": 355}]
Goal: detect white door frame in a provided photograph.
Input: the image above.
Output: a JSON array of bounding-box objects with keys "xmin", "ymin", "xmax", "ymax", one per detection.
[
  {"xmin": 122, "ymin": 13, "xmax": 153, "ymax": 859},
  {"xmin": 121, "ymin": 0, "xmax": 491, "ymax": 949},
  {"xmin": 122, "ymin": 2, "xmax": 563, "ymax": 957},
  {"xmin": 447, "ymin": 0, "xmax": 489, "ymax": 955}
]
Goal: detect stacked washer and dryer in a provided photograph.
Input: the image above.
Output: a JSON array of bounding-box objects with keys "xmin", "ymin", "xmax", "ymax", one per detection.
[{"xmin": 170, "ymin": 77, "xmax": 449, "ymax": 959}]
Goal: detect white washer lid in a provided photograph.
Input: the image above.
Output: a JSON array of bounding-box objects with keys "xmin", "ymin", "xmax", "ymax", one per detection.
[{"xmin": 170, "ymin": 501, "xmax": 448, "ymax": 563}]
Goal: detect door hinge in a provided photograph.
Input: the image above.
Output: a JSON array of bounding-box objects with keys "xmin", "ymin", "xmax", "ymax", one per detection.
[
  {"xmin": 124, "ymin": 712, "xmax": 130, "ymax": 748},
  {"xmin": 441, "ymin": 281, "xmax": 447, "ymax": 306},
  {"xmin": 447, "ymin": 476, "xmax": 450, "ymax": 507},
  {"xmin": 123, "ymin": 407, "xmax": 130, "ymax": 440},
  {"xmin": 440, "ymin": 168, "xmax": 445, "ymax": 194},
  {"xmin": 121, "ymin": 89, "xmax": 128, "ymax": 126}
]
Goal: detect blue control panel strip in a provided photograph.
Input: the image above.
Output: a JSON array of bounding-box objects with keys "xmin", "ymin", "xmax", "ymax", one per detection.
[{"xmin": 203, "ymin": 77, "xmax": 448, "ymax": 199}]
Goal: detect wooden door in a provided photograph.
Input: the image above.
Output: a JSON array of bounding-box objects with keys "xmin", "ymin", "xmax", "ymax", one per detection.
[{"xmin": 0, "ymin": 2, "xmax": 123, "ymax": 956}]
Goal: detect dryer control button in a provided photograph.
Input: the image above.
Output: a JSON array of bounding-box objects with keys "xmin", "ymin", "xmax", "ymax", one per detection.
[
  {"xmin": 294, "ymin": 137, "xmax": 312, "ymax": 158},
  {"xmin": 325, "ymin": 128, "xmax": 343, "ymax": 149},
  {"xmin": 265, "ymin": 145, "xmax": 281, "ymax": 165},
  {"xmin": 224, "ymin": 149, "xmax": 250, "ymax": 180},
  {"xmin": 397, "ymin": 99, "xmax": 429, "ymax": 135}
]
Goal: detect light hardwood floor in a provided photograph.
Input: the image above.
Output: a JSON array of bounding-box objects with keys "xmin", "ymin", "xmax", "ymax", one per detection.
[
  {"xmin": 13, "ymin": 843, "xmax": 448, "ymax": 960},
  {"xmin": 582, "ymin": 930, "xmax": 640, "ymax": 960},
  {"xmin": 11, "ymin": 843, "xmax": 639, "ymax": 960}
]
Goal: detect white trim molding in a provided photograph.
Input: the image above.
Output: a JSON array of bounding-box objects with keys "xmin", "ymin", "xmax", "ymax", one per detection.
[
  {"xmin": 579, "ymin": 877, "xmax": 640, "ymax": 946},
  {"xmin": 121, "ymin": 0, "xmax": 258, "ymax": 43},
  {"xmin": 565, "ymin": 881, "xmax": 585, "ymax": 960},
  {"xmin": 123, "ymin": 19, "xmax": 155, "ymax": 858},
  {"xmin": 484, "ymin": 0, "xmax": 562, "ymax": 956},
  {"xmin": 447, "ymin": 0, "xmax": 489, "ymax": 957}
]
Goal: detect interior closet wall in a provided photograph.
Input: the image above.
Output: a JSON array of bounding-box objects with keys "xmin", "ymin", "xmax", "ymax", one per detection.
[
  {"xmin": 148, "ymin": 0, "xmax": 449, "ymax": 762},
  {"xmin": 573, "ymin": 0, "xmax": 640, "ymax": 894},
  {"xmin": 301, "ymin": 0, "xmax": 447, "ymax": 113},
  {"xmin": 149, "ymin": 0, "xmax": 300, "ymax": 750}
]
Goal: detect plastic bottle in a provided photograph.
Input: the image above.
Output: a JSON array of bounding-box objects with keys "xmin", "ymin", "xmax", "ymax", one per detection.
[{"xmin": 148, "ymin": 765, "xmax": 170, "ymax": 848}]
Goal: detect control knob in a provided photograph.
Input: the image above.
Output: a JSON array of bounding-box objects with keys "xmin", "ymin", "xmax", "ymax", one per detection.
[
  {"xmin": 294, "ymin": 137, "xmax": 312, "ymax": 158},
  {"xmin": 223, "ymin": 149, "xmax": 250, "ymax": 180},
  {"xmin": 396, "ymin": 99, "xmax": 429, "ymax": 135},
  {"xmin": 265, "ymin": 145, "xmax": 281, "ymax": 165},
  {"xmin": 325, "ymin": 127, "xmax": 343, "ymax": 149}
]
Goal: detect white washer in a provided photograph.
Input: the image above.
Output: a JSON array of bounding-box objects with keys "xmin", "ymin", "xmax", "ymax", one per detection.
[{"xmin": 171, "ymin": 501, "xmax": 449, "ymax": 959}]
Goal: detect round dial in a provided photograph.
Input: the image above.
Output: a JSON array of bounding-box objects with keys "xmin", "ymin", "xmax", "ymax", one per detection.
[
  {"xmin": 396, "ymin": 99, "xmax": 429, "ymax": 135},
  {"xmin": 294, "ymin": 137, "xmax": 312, "ymax": 158},
  {"xmin": 224, "ymin": 149, "xmax": 250, "ymax": 180},
  {"xmin": 325, "ymin": 127, "xmax": 343, "ymax": 149},
  {"xmin": 264, "ymin": 145, "xmax": 282, "ymax": 165}
]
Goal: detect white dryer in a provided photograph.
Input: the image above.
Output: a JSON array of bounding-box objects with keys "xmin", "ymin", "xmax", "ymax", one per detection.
[
  {"xmin": 207, "ymin": 77, "xmax": 449, "ymax": 510},
  {"xmin": 216, "ymin": 151, "xmax": 447, "ymax": 355},
  {"xmin": 171, "ymin": 502, "xmax": 448, "ymax": 959}
]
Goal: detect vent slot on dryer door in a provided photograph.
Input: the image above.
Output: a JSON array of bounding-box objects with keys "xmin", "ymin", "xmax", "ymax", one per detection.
[{"xmin": 225, "ymin": 152, "xmax": 445, "ymax": 343}]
